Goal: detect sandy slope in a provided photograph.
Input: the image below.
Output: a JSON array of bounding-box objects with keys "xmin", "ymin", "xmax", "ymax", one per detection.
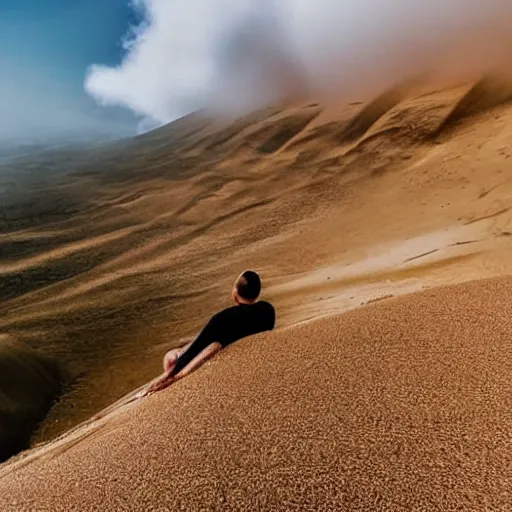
[
  {"xmin": 1, "ymin": 277, "xmax": 512, "ymax": 510},
  {"xmin": 2, "ymin": 74, "xmax": 512, "ymax": 505}
]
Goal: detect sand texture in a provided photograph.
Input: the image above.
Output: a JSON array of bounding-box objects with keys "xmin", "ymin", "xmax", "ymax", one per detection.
[{"xmin": 1, "ymin": 277, "xmax": 512, "ymax": 510}]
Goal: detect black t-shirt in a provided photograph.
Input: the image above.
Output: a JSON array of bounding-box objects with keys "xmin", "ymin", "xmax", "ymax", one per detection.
[{"xmin": 170, "ymin": 301, "xmax": 276, "ymax": 377}]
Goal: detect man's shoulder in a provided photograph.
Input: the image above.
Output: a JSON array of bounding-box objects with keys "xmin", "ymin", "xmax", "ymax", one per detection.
[
  {"xmin": 257, "ymin": 300, "xmax": 275, "ymax": 312},
  {"xmin": 212, "ymin": 305, "xmax": 238, "ymax": 320},
  {"xmin": 213, "ymin": 302, "xmax": 275, "ymax": 319},
  {"xmin": 256, "ymin": 301, "xmax": 276, "ymax": 326}
]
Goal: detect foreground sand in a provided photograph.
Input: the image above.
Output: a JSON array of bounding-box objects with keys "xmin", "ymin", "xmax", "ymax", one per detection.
[{"xmin": 1, "ymin": 276, "xmax": 511, "ymax": 511}]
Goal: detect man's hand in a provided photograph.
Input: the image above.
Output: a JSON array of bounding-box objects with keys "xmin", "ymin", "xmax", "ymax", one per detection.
[
  {"xmin": 144, "ymin": 372, "xmax": 176, "ymax": 397},
  {"xmin": 143, "ymin": 342, "xmax": 222, "ymax": 398}
]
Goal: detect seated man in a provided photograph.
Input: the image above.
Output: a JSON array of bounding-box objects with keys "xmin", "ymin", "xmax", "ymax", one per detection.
[{"xmin": 145, "ymin": 270, "xmax": 276, "ymax": 395}]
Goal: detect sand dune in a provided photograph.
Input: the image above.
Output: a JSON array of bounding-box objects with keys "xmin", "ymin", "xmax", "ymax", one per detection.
[
  {"xmin": 0, "ymin": 335, "xmax": 64, "ymax": 461},
  {"xmin": 2, "ymin": 277, "xmax": 512, "ymax": 510},
  {"xmin": 2, "ymin": 73, "xmax": 512, "ymax": 507}
]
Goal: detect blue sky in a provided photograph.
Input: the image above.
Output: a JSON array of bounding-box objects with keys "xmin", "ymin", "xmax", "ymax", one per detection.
[
  {"xmin": 1, "ymin": 0, "xmax": 510, "ymax": 149},
  {"xmin": 0, "ymin": 0, "xmax": 139, "ymax": 146}
]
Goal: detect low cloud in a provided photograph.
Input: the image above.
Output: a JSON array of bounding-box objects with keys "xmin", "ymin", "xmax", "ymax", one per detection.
[{"xmin": 85, "ymin": 0, "xmax": 512, "ymax": 132}]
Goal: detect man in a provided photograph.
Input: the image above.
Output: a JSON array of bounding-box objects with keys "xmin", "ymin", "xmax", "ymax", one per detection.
[{"xmin": 145, "ymin": 271, "xmax": 276, "ymax": 395}]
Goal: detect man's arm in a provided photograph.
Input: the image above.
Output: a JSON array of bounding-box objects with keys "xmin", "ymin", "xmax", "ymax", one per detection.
[
  {"xmin": 145, "ymin": 342, "xmax": 222, "ymax": 396},
  {"xmin": 164, "ymin": 339, "xmax": 194, "ymax": 370},
  {"xmin": 178, "ymin": 340, "xmax": 194, "ymax": 354},
  {"xmin": 173, "ymin": 342, "xmax": 222, "ymax": 380}
]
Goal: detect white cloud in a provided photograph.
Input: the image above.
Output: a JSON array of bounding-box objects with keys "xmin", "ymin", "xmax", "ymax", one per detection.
[{"xmin": 85, "ymin": 0, "xmax": 512, "ymax": 132}]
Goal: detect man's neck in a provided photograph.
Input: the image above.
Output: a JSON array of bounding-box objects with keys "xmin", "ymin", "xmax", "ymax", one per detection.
[{"xmin": 237, "ymin": 298, "xmax": 255, "ymax": 306}]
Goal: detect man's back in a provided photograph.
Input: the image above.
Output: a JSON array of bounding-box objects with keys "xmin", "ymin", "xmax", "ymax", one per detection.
[
  {"xmin": 209, "ymin": 301, "xmax": 276, "ymax": 348},
  {"xmin": 169, "ymin": 300, "xmax": 276, "ymax": 377}
]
